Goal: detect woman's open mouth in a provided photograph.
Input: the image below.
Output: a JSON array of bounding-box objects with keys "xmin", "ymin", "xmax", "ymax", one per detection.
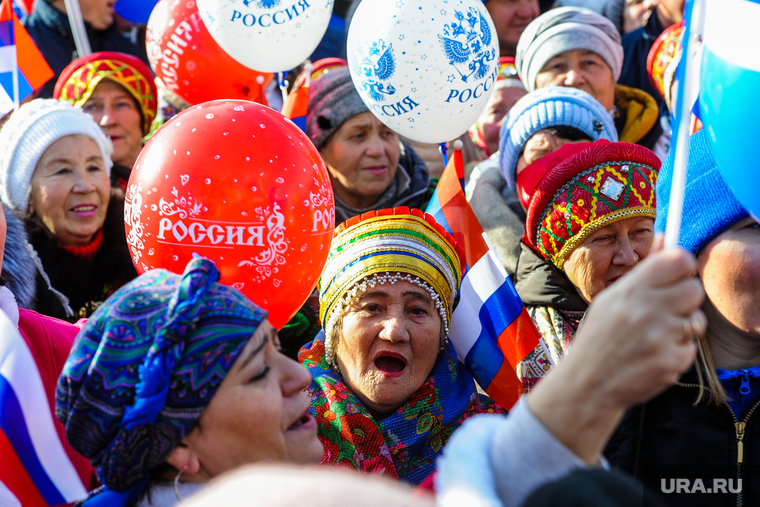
[
  {"xmin": 373, "ymin": 351, "xmax": 408, "ymax": 377},
  {"xmin": 287, "ymin": 408, "xmax": 316, "ymax": 431}
]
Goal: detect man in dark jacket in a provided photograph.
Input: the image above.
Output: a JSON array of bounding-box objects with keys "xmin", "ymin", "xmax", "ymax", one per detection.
[
  {"xmin": 23, "ymin": 0, "xmax": 148, "ymax": 98},
  {"xmin": 618, "ymin": 0, "xmax": 684, "ymax": 109}
]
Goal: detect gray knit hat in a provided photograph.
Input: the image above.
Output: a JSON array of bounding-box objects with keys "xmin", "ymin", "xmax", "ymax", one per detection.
[
  {"xmin": 516, "ymin": 7, "xmax": 624, "ymax": 92},
  {"xmin": 0, "ymin": 99, "xmax": 113, "ymax": 213},
  {"xmin": 306, "ymin": 67, "xmax": 370, "ymax": 151}
]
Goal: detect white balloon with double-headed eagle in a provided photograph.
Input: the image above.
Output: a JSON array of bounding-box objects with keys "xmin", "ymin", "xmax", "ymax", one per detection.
[
  {"xmin": 347, "ymin": 0, "xmax": 499, "ymax": 144},
  {"xmin": 197, "ymin": 0, "xmax": 334, "ymax": 73}
]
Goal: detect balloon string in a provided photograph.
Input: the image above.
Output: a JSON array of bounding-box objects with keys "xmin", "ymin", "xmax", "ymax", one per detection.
[
  {"xmin": 304, "ymin": 61, "xmax": 314, "ymax": 88},
  {"xmin": 277, "ymin": 71, "xmax": 288, "ymax": 103},
  {"xmin": 439, "ymin": 143, "xmax": 448, "ymax": 167}
]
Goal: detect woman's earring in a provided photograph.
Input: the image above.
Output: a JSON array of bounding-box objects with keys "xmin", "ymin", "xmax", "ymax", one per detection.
[{"xmin": 174, "ymin": 465, "xmax": 189, "ymax": 502}]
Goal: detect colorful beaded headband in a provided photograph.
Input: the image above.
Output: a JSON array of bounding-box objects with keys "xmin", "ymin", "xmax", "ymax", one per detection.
[{"xmin": 319, "ymin": 207, "xmax": 465, "ymax": 361}]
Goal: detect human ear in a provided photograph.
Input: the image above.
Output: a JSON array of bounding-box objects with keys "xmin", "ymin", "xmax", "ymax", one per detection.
[{"xmin": 165, "ymin": 440, "xmax": 202, "ymax": 478}]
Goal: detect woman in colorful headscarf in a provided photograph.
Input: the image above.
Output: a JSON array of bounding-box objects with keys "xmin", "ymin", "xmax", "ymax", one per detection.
[
  {"xmin": 516, "ymin": 141, "xmax": 660, "ymax": 391},
  {"xmin": 54, "ymin": 51, "xmax": 158, "ymax": 190},
  {"xmin": 299, "ymin": 207, "xmax": 506, "ymax": 485},
  {"xmin": 56, "ymin": 256, "xmax": 323, "ymax": 506}
]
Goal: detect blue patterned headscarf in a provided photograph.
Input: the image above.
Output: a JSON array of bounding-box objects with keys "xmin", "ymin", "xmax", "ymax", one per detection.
[{"xmin": 56, "ymin": 257, "xmax": 267, "ymax": 503}]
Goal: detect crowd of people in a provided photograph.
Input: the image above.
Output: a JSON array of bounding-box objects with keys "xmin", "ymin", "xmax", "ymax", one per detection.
[{"xmin": 0, "ymin": 0, "xmax": 756, "ymax": 506}]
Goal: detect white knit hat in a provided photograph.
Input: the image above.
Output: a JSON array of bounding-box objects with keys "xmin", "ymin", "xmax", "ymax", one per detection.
[{"xmin": 0, "ymin": 99, "xmax": 113, "ymax": 213}]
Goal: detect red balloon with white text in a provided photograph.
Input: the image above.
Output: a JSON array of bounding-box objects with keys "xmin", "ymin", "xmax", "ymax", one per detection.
[
  {"xmin": 146, "ymin": 0, "xmax": 272, "ymax": 105},
  {"xmin": 124, "ymin": 100, "xmax": 335, "ymax": 328}
]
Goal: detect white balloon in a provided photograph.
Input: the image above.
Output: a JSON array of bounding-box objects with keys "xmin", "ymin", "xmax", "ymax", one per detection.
[
  {"xmin": 197, "ymin": 0, "xmax": 334, "ymax": 73},
  {"xmin": 347, "ymin": 0, "xmax": 499, "ymax": 144}
]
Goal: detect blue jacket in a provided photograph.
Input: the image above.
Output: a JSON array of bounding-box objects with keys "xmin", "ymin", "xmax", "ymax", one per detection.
[{"xmin": 22, "ymin": 0, "xmax": 148, "ymax": 98}]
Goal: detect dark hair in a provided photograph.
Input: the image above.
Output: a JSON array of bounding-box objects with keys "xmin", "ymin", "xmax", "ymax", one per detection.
[
  {"xmin": 134, "ymin": 463, "xmax": 177, "ymax": 507},
  {"xmin": 545, "ymin": 126, "xmax": 593, "ymax": 142}
]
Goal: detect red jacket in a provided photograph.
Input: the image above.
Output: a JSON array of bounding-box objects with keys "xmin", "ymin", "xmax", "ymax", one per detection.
[{"xmin": 18, "ymin": 309, "xmax": 97, "ymax": 491}]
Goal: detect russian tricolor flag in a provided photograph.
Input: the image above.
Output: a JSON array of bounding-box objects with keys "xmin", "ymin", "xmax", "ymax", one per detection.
[
  {"xmin": 281, "ymin": 85, "xmax": 308, "ymax": 133},
  {"xmin": 0, "ymin": 310, "xmax": 87, "ymax": 507},
  {"xmin": 426, "ymin": 148, "xmax": 542, "ymax": 410},
  {"xmin": 0, "ymin": 0, "xmax": 53, "ymax": 115}
]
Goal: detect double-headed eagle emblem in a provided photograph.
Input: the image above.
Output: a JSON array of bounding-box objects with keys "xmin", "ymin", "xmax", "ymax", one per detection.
[{"xmin": 438, "ymin": 7, "xmax": 496, "ymax": 83}]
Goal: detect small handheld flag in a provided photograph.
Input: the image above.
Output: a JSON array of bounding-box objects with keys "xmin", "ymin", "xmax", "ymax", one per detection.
[
  {"xmin": 0, "ymin": 310, "xmax": 87, "ymax": 507},
  {"xmin": 426, "ymin": 147, "xmax": 543, "ymax": 410},
  {"xmin": 0, "ymin": 0, "xmax": 54, "ymax": 115},
  {"xmin": 281, "ymin": 85, "xmax": 309, "ymax": 132}
]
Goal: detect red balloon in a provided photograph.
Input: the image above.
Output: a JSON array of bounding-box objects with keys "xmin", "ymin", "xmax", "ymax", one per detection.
[
  {"xmin": 146, "ymin": 0, "xmax": 272, "ymax": 106},
  {"xmin": 124, "ymin": 100, "xmax": 335, "ymax": 328}
]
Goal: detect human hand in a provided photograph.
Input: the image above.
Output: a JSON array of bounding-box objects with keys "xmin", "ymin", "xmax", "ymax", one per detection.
[
  {"xmin": 527, "ymin": 239, "xmax": 705, "ymax": 463},
  {"xmin": 568, "ymin": 238, "xmax": 704, "ymax": 410}
]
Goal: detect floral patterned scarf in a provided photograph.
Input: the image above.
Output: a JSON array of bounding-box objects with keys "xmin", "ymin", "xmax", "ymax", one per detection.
[{"xmin": 299, "ymin": 333, "xmax": 506, "ymax": 485}]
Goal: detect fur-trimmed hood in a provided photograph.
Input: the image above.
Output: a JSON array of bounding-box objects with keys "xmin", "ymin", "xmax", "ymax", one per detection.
[{"xmin": 2, "ymin": 203, "xmax": 37, "ymax": 309}]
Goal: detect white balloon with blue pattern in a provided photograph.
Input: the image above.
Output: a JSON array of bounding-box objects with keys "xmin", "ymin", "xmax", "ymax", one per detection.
[
  {"xmin": 197, "ymin": 0, "xmax": 334, "ymax": 73},
  {"xmin": 347, "ymin": 0, "xmax": 500, "ymax": 144}
]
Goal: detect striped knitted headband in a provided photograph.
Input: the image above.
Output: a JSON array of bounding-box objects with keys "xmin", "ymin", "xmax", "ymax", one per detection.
[{"xmin": 319, "ymin": 208, "xmax": 465, "ymax": 364}]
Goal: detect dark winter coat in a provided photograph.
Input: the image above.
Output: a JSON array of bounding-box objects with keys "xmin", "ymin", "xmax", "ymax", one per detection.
[
  {"xmin": 619, "ymin": 13, "xmax": 666, "ymax": 111},
  {"xmin": 606, "ymin": 367, "xmax": 760, "ymax": 507},
  {"xmin": 27, "ymin": 192, "xmax": 138, "ymax": 321},
  {"xmin": 22, "ymin": 0, "xmax": 148, "ymax": 99}
]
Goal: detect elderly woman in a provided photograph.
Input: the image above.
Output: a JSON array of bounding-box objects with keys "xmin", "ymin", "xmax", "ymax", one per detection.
[
  {"xmin": 306, "ymin": 68, "xmax": 434, "ymax": 226},
  {"xmin": 0, "ymin": 99, "xmax": 137, "ymax": 320},
  {"xmin": 55, "ymin": 256, "xmax": 323, "ymax": 506},
  {"xmin": 52, "ymin": 240, "xmax": 709, "ymax": 506},
  {"xmin": 465, "ymin": 57, "xmax": 527, "ymax": 174},
  {"xmin": 605, "ymin": 131, "xmax": 760, "ymax": 507},
  {"xmin": 469, "ymin": 86, "xmax": 617, "ymax": 275},
  {"xmin": 297, "ymin": 204, "xmax": 706, "ymax": 500},
  {"xmin": 0, "ymin": 204, "xmax": 98, "ymax": 503},
  {"xmin": 516, "ymin": 141, "xmax": 661, "ymax": 390},
  {"xmin": 299, "ymin": 207, "xmax": 506, "ymax": 484},
  {"xmin": 54, "ymin": 52, "xmax": 158, "ymax": 190},
  {"xmin": 515, "ymin": 7, "xmax": 667, "ymax": 158}
]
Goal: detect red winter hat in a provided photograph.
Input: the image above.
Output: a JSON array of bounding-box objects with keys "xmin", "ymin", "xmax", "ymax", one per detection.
[
  {"xmin": 525, "ymin": 142, "xmax": 661, "ymax": 270},
  {"xmin": 516, "ymin": 141, "xmax": 598, "ymax": 210}
]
